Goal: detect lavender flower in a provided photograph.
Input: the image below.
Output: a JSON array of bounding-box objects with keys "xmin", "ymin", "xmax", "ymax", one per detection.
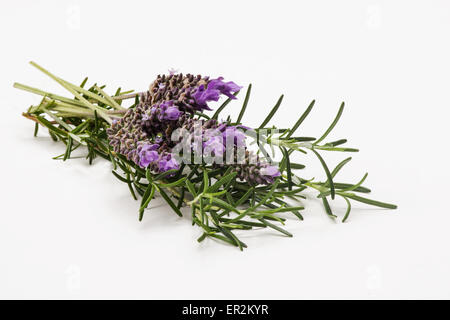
[
  {"xmin": 139, "ymin": 143, "xmax": 159, "ymax": 168},
  {"xmin": 107, "ymin": 73, "xmax": 278, "ymax": 183},
  {"xmin": 170, "ymin": 118, "xmax": 279, "ymax": 185},
  {"xmin": 223, "ymin": 126, "xmax": 246, "ymax": 147},
  {"xmin": 193, "ymin": 77, "xmax": 242, "ymax": 108},
  {"xmin": 165, "ymin": 106, "xmax": 182, "ymax": 120},
  {"xmin": 150, "ymin": 100, "xmax": 182, "ymax": 121},
  {"xmin": 207, "ymin": 77, "xmax": 242, "ymax": 99},
  {"xmin": 158, "ymin": 154, "xmax": 180, "ymax": 172},
  {"xmin": 192, "ymin": 85, "xmax": 220, "ymax": 109},
  {"xmin": 140, "ymin": 73, "xmax": 211, "ymax": 113},
  {"xmin": 203, "ymin": 135, "xmax": 225, "ymax": 156},
  {"xmin": 260, "ymin": 165, "xmax": 281, "ymax": 178},
  {"xmin": 140, "ymin": 74, "xmax": 242, "ymax": 113}
]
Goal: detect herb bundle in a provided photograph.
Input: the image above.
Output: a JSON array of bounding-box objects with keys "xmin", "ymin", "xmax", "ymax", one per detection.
[{"xmin": 15, "ymin": 62, "xmax": 396, "ymax": 250}]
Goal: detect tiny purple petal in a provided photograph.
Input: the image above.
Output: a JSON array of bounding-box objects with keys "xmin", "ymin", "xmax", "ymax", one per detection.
[
  {"xmin": 141, "ymin": 143, "xmax": 159, "ymax": 151},
  {"xmin": 160, "ymin": 100, "xmax": 174, "ymax": 109},
  {"xmin": 193, "ymin": 78, "xmax": 241, "ymax": 110},
  {"xmin": 138, "ymin": 143, "xmax": 160, "ymax": 167},
  {"xmin": 260, "ymin": 165, "xmax": 281, "ymax": 177},
  {"xmin": 223, "ymin": 126, "xmax": 246, "ymax": 147},
  {"xmin": 207, "ymin": 77, "xmax": 242, "ymax": 99},
  {"xmin": 164, "ymin": 106, "xmax": 182, "ymax": 120},
  {"xmin": 165, "ymin": 157, "xmax": 180, "ymax": 171},
  {"xmin": 204, "ymin": 136, "xmax": 225, "ymax": 156},
  {"xmin": 158, "ymin": 154, "xmax": 180, "ymax": 172},
  {"xmin": 193, "ymin": 85, "xmax": 220, "ymax": 106},
  {"xmin": 139, "ymin": 151, "xmax": 159, "ymax": 168}
]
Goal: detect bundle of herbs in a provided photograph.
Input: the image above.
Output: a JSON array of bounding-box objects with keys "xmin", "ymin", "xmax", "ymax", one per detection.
[{"xmin": 15, "ymin": 62, "xmax": 396, "ymax": 250}]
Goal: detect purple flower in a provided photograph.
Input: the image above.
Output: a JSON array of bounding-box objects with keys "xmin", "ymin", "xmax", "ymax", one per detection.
[
  {"xmin": 164, "ymin": 106, "xmax": 182, "ymax": 120},
  {"xmin": 260, "ymin": 165, "xmax": 281, "ymax": 178},
  {"xmin": 158, "ymin": 154, "xmax": 180, "ymax": 172},
  {"xmin": 192, "ymin": 85, "xmax": 219, "ymax": 108},
  {"xmin": 203, "ymin": 135, "xmax": 225, "ymax": 156},
  {"xmin": 149, "ymin": 101, "xmax": 182, "ymax": 121},
  {"xmin": 223, "ymin": 126, "xmax": 246, "ymax": 147},
  {"xmin": 193, "ymin": 77, "xmax": 242, "ymax": 109},
  {"xmin": 159, "ymin": 100, "xmax": 173, "ymax": 110},
  {"xmin": 207, "ymin": 77, "xmax": 242, "ymax": 99},
  {"xmin": 139, "ymin": 144, "xmax": 160, "ymax": 168},
  {"xmin": 159, "ymin": 101, "xmax": 181, "ymax": 121}
]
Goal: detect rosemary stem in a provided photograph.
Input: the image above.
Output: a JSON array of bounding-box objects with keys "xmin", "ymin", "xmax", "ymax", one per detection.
[
  {"xmin": 29, "ymin": 61, "xmax": 113, "ymax": 124},
  {"xmin": 13, "ymin": 82, "xmax": 86, "ymax": 107},
  {"xmin": 94, "ymin": 85, "xmax": 126, "ymax": 111},
  {"xmin": 36, "ymin": 98, "xmax": 126, "ymax": 120}
]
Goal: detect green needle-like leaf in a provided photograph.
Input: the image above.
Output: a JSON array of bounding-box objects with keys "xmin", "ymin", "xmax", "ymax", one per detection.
[
  {"xmin": 236, "ymin": 84, "xmax": 251, "ymax": 124},
  {"xmin": 208, "ymin": 172, "xmax": 237, "ymax": 193},
  {"xmin": 153, "ymin": 169, "xmax": 178, "ymax": 181},
  {"xmin": 312, "ymin": 149, "xmax": 335, "ymax": 200},
  {"xmin": 33, "ymin": 122, "xmax": 39, "ymax": 137},
  {"xmin": 326, "ymin": 139, "xmax": 347, "ymax": 147},
  {"xmin": 112, "ymin": 170, "xmax": 129, "ymax": 183},
  {"xmin": 209, "ymin": 197, "xmax": 241, "ymax": 215},
  {"xmin": 331, "ymin": 157, "xmax": 352, "ymax": 178},
  {"xmin": 342, "ymin": 193, "xmax": 397, "ymax": 209},
  {"xmin": 341, "ymin": 173, "xmax": 368, "ymax": 192},
  {"xmin": 139, "ymin": 184, "xmax": 156, "ymax": 221},
  {"xmin": 342, "ymin": 196, "xmax": 352, "ymax": 222},
  {"xmin": 290, "ymin": 163, "xmax": 306, "ymax": 170},
  {"xmin": 63, "ymin": 136, "xmax": 73, "ymax": 161},
  {"xmin": 259, "ymin": 94, "xmax": 284, "ymax": 128},
  {"xmin": 158, "ymin": 177, "xmax": 187, "ymax": 188},
  {"xmin": 286, "ymin": 99, "xmax": 315, "ymax": 138},
  {"xmin": 333, "ymin": 183, "xmax": 371, "ymax": 193},
  {"xmin": 281, "ymin": 147, "xmax": 293, "ymax": 190},
  {"xmin": 259, "ymin": 218, "xmax": 292, "ymax": 237},
  {"xmin": 212, "ymin": 91, "xmax": 239, "ymax": 120},
  {"xmin": 322, "ymin": 197, "xmax": 336, "ymax": 218},
  {"xmin": 185, "ymin": 179, "xmax": 198, "ymax": 197},
  {"xmin": 126, "ymin": 171, "xmax": 138, "ymax": 200},
  {"xmin": 202, "ymin": 170, "xmax": 209, "ymax": 193},
  {"xmin": 159, "ymin": 187, "xmax": 183, "ymax": 217},
  {"xmin": 79, "ymin": 77, "xmax": 88, "ymax": 88},
  {"xmin": 314, "ymin": 102, "xmax": 345, "ymax": 145},
  {"xmin": 35, "ymin": 115, "xmax": 68, "ymax": 137}
]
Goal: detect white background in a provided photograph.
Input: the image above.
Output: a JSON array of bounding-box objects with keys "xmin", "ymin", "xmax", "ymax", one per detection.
[{"xmin": 1, "ymin": 0, "xmax": 449, "ymax": 299}]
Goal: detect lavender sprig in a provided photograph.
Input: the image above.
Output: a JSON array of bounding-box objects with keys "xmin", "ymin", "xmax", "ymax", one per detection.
[{"xmin": 15, "ymin": 62, "xmax": 397, "ymax": 250}]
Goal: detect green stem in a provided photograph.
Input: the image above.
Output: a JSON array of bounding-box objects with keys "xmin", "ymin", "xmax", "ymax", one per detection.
[
  {"xmin": 29, "ymin": 61, "xmax": 113, "ymax": 124},
  {"xmin": 94, "ymin": 85, "xmax": 126, "ymax": 111},
  {"xmin": 13, "ymin": 82, "xmax": 86, "ymax": 107}
]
